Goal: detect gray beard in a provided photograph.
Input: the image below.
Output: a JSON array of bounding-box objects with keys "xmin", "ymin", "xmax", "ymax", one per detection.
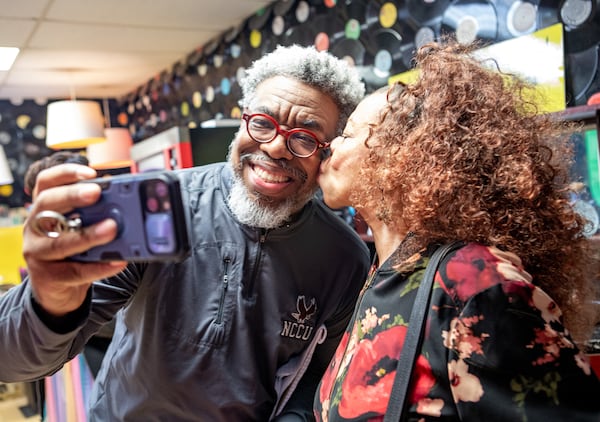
[
  {"xmin": 226, "ymin": 144, "xmax": 318, "ymax": 228},
  {"xmin": 227, "ymin": 170, "xmax": 317, "ymax": 229}
]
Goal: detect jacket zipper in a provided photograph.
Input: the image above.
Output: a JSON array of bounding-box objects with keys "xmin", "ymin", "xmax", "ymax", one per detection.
[
  {"xmin": 216, "ymin": 257, "xmax": 231, "ymax": 324},
  {"xmin": 245, "ymin": 229, "xmax": 267, "ymax": 298}
]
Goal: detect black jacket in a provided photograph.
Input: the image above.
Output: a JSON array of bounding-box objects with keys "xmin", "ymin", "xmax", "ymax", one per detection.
[{"xmin": 0, "ymin": 163, "xmax": 370, "ymax": 421}]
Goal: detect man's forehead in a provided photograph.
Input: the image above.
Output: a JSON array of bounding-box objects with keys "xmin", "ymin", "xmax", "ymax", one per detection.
[{"xmin": 248, "ymin": 79, "xmax": 340, "ymax": 134}]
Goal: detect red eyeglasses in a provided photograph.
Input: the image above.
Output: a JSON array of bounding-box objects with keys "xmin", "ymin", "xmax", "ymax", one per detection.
[{"xmin": 242, "ymin": 113, "xmax": 329, "ymax": 158}]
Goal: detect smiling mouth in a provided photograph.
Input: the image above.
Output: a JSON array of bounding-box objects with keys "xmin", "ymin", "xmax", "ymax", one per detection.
[
  {"xmin": 252, "ymin": 164, "xmax": 291, "ymax": 183},
  {"xmin": 239, "ymin": 153, "xmax": 308, "ymax": 184}
]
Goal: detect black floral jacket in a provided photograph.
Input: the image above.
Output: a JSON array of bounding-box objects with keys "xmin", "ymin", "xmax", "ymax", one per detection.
[{"xmin": 314, "ymin": 243, "xmax": 600, "ymax": 421}]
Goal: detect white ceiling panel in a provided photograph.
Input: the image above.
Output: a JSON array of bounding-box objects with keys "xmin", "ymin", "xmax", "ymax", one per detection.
[
  {"xmin": 28, "ymin": 21, "xmax": 213, "ymax": 52},
  {"xmin": 0, "ymin": 0, "xmax": 273, "ymax": 101}
]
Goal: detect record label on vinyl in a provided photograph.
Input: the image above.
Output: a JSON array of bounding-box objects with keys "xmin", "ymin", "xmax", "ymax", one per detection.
[
  {"xmin": 197, "ymin": 63, "xmax": 208, "ymax": 77},
  {"xmin": 192, "ymin": 91, "xmax": 202, "ymax": 109},
  {"xmin": 296, "ymin": 1, "xmax": 310, "ymax": 23},
  {"xmin": 561, "ymin": 0, "xmax": 593, "ymax": 27},
  {"xmin": 272, "ymin": 15, "xmax": 286, "ymax": 35},
  {"xmin": 230, "ymin": 106, "xmax": 242, "ymax": 119},
  {"xmin": 379, "ymin": 2, "xmax": 398, "ymax": 28},
  {"xmin": 507, "ymin": 1, "xmax": 537, "ymax": 36},
  {"xmin": 561, "ymin": 0, "xmax": 600, "ymax": 53},
  {"xmin": 236, "ymin": 67, "xmax": 246, "ymax": 83},
  {"xmin": 315, "ymin": 32, "xmax": 330, "ymax": 51},
  {"xmin": 32, "ymin": 125, "xmax": 46, "ymax": 140},
  {"xmin": 374, "ymin": 50, "xmax": 393, "ymax": 75},
  {"xmin": 250, "ymin": 29, "xmax": 262, "ymax": 48},
  {"xmin": 181, "ymin": 101, "xmax": 190, "ymax": 117},
  {"xmin": 442, "ymin": 0, "xmax": 498, "ymax": 43},
  {"xmin": 345, "ymin": 19, "xmax": 361, "ymax": 39},
  {"xmin": 205, "ymin": 86, "xmax": 215, "ymax": 104},
  {"xmin": 221, "ymin": 78, "xmax": 231, "ymax": 96},
  {"xmin": 230, "ymin": 43, "xmax": 242, "ymax": 59},
  {"xmin": 415, "ymin": 26, "xmax": 436, "ymax": 48},
  {"xmin": 456, "ymin": 15, "xmax": 480, "ymax": 43}
]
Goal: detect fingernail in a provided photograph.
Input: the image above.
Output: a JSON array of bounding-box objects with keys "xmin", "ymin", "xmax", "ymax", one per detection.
[
  {"xmin": 76, "ymin": 166, "xmax": 97, "ymax": 180},
  {"xmin": 79, "ymin": 184, "xmax": 100, "ymax": 200},
  {"xmin": 94, "ymin": 219, "xmax": 117, "ymax": 236}
]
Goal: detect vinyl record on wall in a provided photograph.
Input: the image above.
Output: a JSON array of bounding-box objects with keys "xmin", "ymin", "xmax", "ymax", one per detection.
[
  {"xmin": 365, "ymin": 1, "xmax": 398, "ymax": 29},
  {"xmin": 414, "ymin": 25, "xmax": 438, "ymax": 49},
  {"xmin": 330, "ymin": 37, "xmax": 367, "ymax": 66},
  {"xmin": 285, "ymin": 23, "xmax": 317, "ymax": 45},
  {"xmin": 271, "ymin": 15, "xmax": 287, "ymax": 36},
  {"xmin": 441, "ymin": 0, "xmax": 498, "ymax": 44},
  {"xmin": 366, "ymin": 28, "xmax": 413, "ymax": 77},
  {"xmin": 311, "ymin": 10, "xmax": 346, "ymax": 49},
  {"xmin": 406, "ymin": 0, "xmax": 452, "ymax": 25},
  {"xmin": 561, "ymin": 0, "xmax": 600, "ymax": 54},
  {"xmin": 365, "ymin": 0, "xmax": 432, "ymax": 60},
  {"xmin": 340, "ymin": 0, "xmax": 369, "ymax": 22},
  {"xmin": 271, "ymin": 0, "xmax": 312, "ymax": 37},
  {"xmin": 273, "ymin": 0, "xmax": 297, "ymax": 16},
  {"xmin": 565, "ymin": 44, "xmax": 600, "ymax": 106},
  {"xmin": 295, "ymin": 0, "xmax": 312, "ymax": 23},
  {"xmin": 224, "ymin": 21, "xmax": 253, "ymax": 69},
  {"xmin": 248, "ymin": 4, "xmax": 273, "ymax": 30},
  {"xmin": 186, "ymin": 48, "xmax": 204, "ymax": 70},
  {"xmin": 495, "ymin": 0, "xmax": 561, "ymax": 41},
  {"xmin": 223, "ymin": 82, "xmax": 243, "ymax": 118},
  {"xmin": 223, "ymin": 22, "xmax": 246, "ymax": 44},
  {"xmin": 537, "ymin": 0, "xmax": 564, "ymax": 28}
]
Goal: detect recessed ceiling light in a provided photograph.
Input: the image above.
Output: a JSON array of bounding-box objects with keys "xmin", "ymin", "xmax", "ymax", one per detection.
[{"xmin": 0, "ymin": 47, "xmax": 19, "ymax": 71}]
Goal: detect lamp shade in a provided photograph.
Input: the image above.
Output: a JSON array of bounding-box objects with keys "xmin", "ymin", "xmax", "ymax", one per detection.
[
  {"xmin": 86, "ymin": 128, "xmax": 133, "ymax": 169},
  {"xmin": 46, "ymin": 100, "xmax": 105, "ymax": 149},
  {"xmin": 0, "ymin": 145, "xmax": 13, "ymax": 185}
]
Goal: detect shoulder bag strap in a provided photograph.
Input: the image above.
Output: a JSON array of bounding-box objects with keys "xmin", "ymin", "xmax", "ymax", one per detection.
[{"xmin": 383, "ymin": 241, "xmax": 463, "ymax": 422}]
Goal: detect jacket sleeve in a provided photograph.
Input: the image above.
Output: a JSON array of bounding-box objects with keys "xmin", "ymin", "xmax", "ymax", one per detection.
[
  {"xmin": 448, "ymin": 281, "xmax": 600, "ymax": 420},
  {"xmin": 0, "ymin": 263, "xmax": 143, "ymax": 383}
]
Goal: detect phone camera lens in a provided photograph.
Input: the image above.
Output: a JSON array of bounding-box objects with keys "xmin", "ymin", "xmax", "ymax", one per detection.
[
  {"xmin": 155, "ymin": 181, "xmax": 168, "ymax": 198},
  {"xmin": 147, "ymin": 197, "xmax": 159, "ymax": 213}
]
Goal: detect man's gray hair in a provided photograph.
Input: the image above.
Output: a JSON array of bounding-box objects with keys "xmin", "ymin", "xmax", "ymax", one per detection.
[{"xmin": 239, "ymin": 44, "xmax": 365, "ymax": 134}]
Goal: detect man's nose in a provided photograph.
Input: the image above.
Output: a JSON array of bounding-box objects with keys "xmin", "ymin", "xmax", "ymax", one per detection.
[{"xmin": 260, "ymin": 132, "xmax": 294, "ymax": 160}]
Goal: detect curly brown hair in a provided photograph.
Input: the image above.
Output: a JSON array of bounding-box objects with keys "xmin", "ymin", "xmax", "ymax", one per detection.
[{"xmin": 354, "ymin": 40, "xmax": 599, "ymax": 342}]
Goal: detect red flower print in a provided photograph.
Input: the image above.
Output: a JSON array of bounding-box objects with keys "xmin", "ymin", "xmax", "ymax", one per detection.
[
  {"xmin": 440, "ymin": 244, "xmax": 505, "ymax": 301},
  {"xmin": 338, "ymin": 325, "xmax": 435, "ymax": 419},
  {"xmin": 320, "ymin": 331, "xmax": 350, "ymax": 404}
]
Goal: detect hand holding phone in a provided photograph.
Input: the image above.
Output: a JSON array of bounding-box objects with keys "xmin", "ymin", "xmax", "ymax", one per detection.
[{"xmin": 67, "ymin": 171, "xmax": 190, "ymax": 262}]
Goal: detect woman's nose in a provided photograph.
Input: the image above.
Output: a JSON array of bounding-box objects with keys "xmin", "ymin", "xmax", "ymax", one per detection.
[{"xmin": 328, "ymin": 135, "xmax": 343, "ymax": 151}]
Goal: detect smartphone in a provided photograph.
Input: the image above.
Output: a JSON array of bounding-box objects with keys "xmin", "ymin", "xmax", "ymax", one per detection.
[{"xmin": 68, "ymin": 171, "xmax": 190, "ymax": 262}]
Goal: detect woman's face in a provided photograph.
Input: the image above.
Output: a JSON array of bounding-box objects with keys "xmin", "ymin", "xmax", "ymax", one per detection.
[{"xmin": 318, "ymin": 92, "xmax": 387, "ymax": 209}]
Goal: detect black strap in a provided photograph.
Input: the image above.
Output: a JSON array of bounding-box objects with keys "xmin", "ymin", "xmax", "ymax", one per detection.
[{"xmin": 383, "ymin": 241, "xmax": 463, "ymax": 422}]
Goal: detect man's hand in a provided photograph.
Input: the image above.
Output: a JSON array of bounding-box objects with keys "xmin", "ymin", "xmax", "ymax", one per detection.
[{"xmin": 22, "ymin": 163, "xmax": 127, "ymax": 317}]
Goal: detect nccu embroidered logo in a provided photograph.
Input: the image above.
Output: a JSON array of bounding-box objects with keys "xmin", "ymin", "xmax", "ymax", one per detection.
[{"xmin": 280, "ymin": 296, "xmax": 317, "ymax": 340}]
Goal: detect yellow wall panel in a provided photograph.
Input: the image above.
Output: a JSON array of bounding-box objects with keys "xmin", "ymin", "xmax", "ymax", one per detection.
[{"xmin": 0, "ymin": 225, "xmax": 26, "ymax": 285}]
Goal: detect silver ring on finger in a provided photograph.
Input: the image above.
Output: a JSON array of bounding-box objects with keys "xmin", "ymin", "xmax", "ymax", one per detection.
[{"xmin": 31, "ymin": 210, "xmax": 82, "ymax": 239}]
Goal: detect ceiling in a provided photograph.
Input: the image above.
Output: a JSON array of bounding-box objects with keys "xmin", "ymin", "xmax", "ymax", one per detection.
[{"xmin": 0, "ymin": 0, "xmax": 272, "ymax": 102}]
